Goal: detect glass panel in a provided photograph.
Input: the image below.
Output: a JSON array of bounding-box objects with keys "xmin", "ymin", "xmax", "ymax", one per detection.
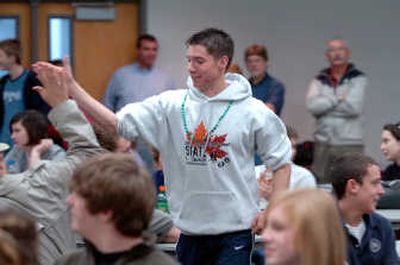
[
  {"xmin": 0, "ymin": 17, "xmax": 17, "ymax": 40},
  {"xmin": 0, "ymin": 17, "xmax": 18, "ymax": 78},
  {"xmin": 49, "ymin": 17, "xmax": 71, "ymax": 61}
]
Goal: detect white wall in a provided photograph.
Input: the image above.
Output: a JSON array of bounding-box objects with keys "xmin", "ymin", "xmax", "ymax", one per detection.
[{"xmin": 146, "ymin": 0, "xmax": 400, "ymax": 166}]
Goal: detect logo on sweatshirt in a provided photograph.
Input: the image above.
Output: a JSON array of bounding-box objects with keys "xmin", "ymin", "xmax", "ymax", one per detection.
[
  {"xmin": 183, "ymin": 121, "xmax": 230, "ymax": 167},
  {"xmin": 369, "ymin": 238, "xmax": 381, "ymax": 253}
]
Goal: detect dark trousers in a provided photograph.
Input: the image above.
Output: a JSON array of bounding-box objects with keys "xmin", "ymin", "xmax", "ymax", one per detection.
[{"xmin": 176, "ymin": 229, "xmax": 253, "ymax": 265}]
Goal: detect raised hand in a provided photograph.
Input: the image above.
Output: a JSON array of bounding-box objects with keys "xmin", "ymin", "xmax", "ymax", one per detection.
[
  {"xmin": 28, "ymin": 139, "xmax": 54, "ymax": 168},
  {"xmin": 32, "ymin": 62, "xmax": 70, "ymax": 107},
  {"xmin": 32, "ymin": 139, "xmax": 54, "ymax": 155}
]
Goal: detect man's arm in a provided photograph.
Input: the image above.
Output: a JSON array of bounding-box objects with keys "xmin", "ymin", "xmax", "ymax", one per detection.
[
  {"xmin": 330, "ymin": 76, "xmax": 366, "ymax": 118},
  {"xmin": 266, "ymin": 81, "xmax": 285, "ymax": 115},
  {"xmin": 33, "ymin": 60, "xmax": 118, "ymax": 135},
  {"xmin": 271, "ymin": 163, "xmax": 291, "ymax": 196},
  {"xmin": 306, "ymin": 79, "xmax": 337, "ymax": 116},
  {"xmin": 31, "ymin": 63, "xmax": 103, "ymax": 190},
  {"xmin": 251, "ymin": 163, "xmax": 291, "ymax": 234}
]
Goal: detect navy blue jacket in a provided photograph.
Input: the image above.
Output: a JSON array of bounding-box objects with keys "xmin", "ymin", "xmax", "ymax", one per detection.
[
  {"xmin": 250, "ymin": 73, "xmax": 285, "ymax": 116},
  {"xmin": 346, "ymin": 212, "xmax": 399, "ymax": 265}
]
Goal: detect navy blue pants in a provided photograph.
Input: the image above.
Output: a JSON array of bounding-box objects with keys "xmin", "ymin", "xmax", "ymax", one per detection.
[{"xmin": 176, "ymin": 229, "xmax": 253, "ymax": 265}]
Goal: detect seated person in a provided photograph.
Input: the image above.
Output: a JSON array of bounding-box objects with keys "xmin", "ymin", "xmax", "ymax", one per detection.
[
  {"xmin": 330, "ymin": 153, "xmax": 398, "ymax": 265},
  {"xmin": 256, "ymin": 125, "xmax": 316, "ymax": 202},
  {"xmin": 262, "ymin": 188, "xmax": 346, "ymax": 265},
  {"xmin": 55, "ymin": 154, "xmax": 178, "ymax": 265},
  {"xmin": 380, "ymin": 122, "xmax": 400, "ymax": 180},
  {"xmin": 5, "ymin": 110, "xmax": 65, "ymax": 173}
]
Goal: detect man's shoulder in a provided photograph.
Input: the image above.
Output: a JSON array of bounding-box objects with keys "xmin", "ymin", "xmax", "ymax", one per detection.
[
  {"xmin": 369, "ymin": 212, "xmax": 393, "ymax": 229},
  {"xmin": 115, "ymin": 63, "xmax": 137, "ymax": 72},
  {"xmin": 266, "ymin": 74, "xmax": 285, "ymax": 88}
]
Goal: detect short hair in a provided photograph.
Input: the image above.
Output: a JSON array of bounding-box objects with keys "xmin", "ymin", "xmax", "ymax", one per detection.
[
  {"xmin": 186, "ymin": 28, "xmax": 234, "ymax": 70},
  {"xmin": 136, "ymin": 33, "xmax": 158, "ymax": 49},
  {"xmin": 0, "ymin": 209, "xmax": 38, "ymax": 265},
  {"xmin": 69, "ymin": 153, "xmax": 156, "ymax": 237},
  {"xmin": 0, "ymin": 39, "xmax": 22, "ymax": 65},
  {"xmin": 9, "ymin": 110, "xmax": 49, "ymax": 146},
  {"xmin": 330, "ymin": 153, "xmax": 378, "ymax": 200},
  {"xmin": 244, "ymin": 44, "xmax": 268, "ymax": 62},
  {"xmin": 383, "ymin": 122, "xmax": 400, "ymax": 141},
  {"xmin": 265, "ymin": 188, "xmax": 345, "ymax": 265}
]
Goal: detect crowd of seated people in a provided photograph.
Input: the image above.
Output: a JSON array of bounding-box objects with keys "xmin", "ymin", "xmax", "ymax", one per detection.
[{"xmin": 1, "ymin": 26, "xmax": 400, "ymax": 265}]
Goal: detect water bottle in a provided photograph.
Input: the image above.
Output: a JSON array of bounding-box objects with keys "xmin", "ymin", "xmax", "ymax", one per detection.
[{"xmin": 156, "ymin": 185, "xmax": 169, "ymax": 213}]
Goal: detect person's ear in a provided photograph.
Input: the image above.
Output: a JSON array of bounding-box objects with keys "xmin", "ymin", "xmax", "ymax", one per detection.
[
  {"xmin": 218, "ymin": 55, "xmax": 229, "ymax": 71},
  {"xmin": 347, "ymin": 178, "xmax": 361, "ymax": 195},
  {"xmin": 99, "ymin": 210, "xmax": 113, "ymax": 223}
]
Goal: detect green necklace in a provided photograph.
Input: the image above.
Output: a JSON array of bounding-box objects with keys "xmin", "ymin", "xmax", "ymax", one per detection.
[{"xmin": 181, "ymin": 91, "xmax": 233, "ymax": 142}]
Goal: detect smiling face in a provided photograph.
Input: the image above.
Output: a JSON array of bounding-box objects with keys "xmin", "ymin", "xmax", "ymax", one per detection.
[
  {"xmin": 186, "ymin": 44, "xmax": 227, "ymax": 93},
  {"xmin": 352, "ymin": 164, "xmax": 385, "ymax": 213},
  {"xmin": 325, "ymin": 39, "xmax": 350, "ymax": 67},
  {"xmin": 262, "ymin": 205, "xmax": 299, "ymax": 265},
  {"xmin": 381, "ymin": 130, "xmax": 400, "ymax": 163},
  {"xmin": 11, "ymin": 121, "xmax": 29, "ymax": 148}
]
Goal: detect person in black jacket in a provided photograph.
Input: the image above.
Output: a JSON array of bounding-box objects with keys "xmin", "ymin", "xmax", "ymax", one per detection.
[
  {"xmin": 381, "ymin": 122, "xmax": 400, "ymax": 181},
  {"xmin": 330, "ymin": 153, "xmax": 398, "ymax": 265},
  {"xmin": 0, "ymin": 39, "xmax": 49, "ymax": 146}
]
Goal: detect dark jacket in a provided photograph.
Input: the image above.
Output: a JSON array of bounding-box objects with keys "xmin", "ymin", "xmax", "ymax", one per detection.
[
  {"xmin": 345, "ymin": 212, "xmax": 399, "ymax": 265},
  {"xmin": 55, "ymin": 240, "xmax": 178, "ymax": 265},
  {"xmin": 0, "ymin": 70, "xmax": 50, "ymax": 130}
]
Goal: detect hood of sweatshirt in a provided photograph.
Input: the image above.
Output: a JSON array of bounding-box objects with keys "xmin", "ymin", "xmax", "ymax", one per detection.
[{"xmin": 186, "ymin": 73, "xmax": 252, "ymax": 102}]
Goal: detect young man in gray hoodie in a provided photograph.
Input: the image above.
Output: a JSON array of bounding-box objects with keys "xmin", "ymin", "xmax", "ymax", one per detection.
[{"xmin": 33, "ymin": 28, "xmax": 292, "ymax": 265}]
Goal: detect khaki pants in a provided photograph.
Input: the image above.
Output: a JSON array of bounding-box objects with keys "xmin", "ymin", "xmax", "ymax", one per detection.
[{"xmin": 312, "ymin": 143, "xmax": 364, "ymax": 183}]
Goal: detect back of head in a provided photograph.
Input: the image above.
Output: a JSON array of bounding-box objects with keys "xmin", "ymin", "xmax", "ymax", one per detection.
[
  {"xmin": 70, "ymin": 153, "xmax": 156, "ymax": 237},
  {"xmin": 10, "ymin": 110, "xmax": 49, "ymax": 146},
  {"xmin": 0, "ymin": 209, "xmax": 38, "ymax": 265},
  {"xmin": 330, "ymin": 152, "xmax": 378, "ymax": 200},
  {"xmin": 186, "ymin": 28, "xmax": 234, "ymax": 70},
  {"xmin": 0, "ymin": 230, "xmax": 22, "ymax": 265},
  {"xmin": 0, "ymin": 39, "xmax": 22, "ymax": 65},
  {"xmin": 244, "ymin": 44, "xmax": 268, "ymax": 62},
  {"xmin": 267, "ymin": 188, "xmax": 345, "ymax": 265}
]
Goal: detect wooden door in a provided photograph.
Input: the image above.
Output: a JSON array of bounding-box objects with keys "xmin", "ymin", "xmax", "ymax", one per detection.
[
  {"xmin": 0, "ymin": 2, "xmax": 139, "ymax": 100},
  {"xmin": 38, "ymin": 3, "xmax": 139, "ymax": 100},
  {"xmin": 0, "ymin": 2, "xmax": 32, "ymax": 67}
]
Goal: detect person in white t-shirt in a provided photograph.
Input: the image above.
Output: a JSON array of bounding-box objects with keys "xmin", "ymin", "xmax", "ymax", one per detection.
[{"xmin": 256, "ymin": 125, "xmax": 316, "ymax": 202}]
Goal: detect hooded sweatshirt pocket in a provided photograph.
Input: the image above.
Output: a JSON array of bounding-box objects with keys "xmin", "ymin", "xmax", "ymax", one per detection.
[{"xmin": 178, "ymin": 191, "xmax": 243, "ymax": 234}]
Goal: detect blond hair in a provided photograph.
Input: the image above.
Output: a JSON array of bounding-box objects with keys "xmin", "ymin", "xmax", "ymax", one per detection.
[{"xmin": 266, "ymin": 188, "xmax": 345, "ymax": 265}]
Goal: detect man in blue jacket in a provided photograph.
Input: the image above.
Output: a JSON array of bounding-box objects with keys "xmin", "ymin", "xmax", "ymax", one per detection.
[{"xmin": 330, "ymin": 153, "xmax": 399, "ymax": 265}]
